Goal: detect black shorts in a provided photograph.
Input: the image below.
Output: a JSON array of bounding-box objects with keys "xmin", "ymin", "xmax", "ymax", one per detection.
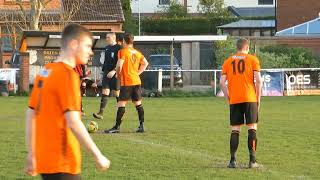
[
  {"xmin": 119, "ymin": 85, "xmax": 142, "ymax": 101},
  {"xmin": 41, "ymin": 173, "xmax": 80, "ymax": 180},
  {"xmin": 101, "ymin": 72, "xmax": 120, "ymax": 90},
  {"xmin": 229, "ymin": 102, "xmax": 258, "ymax": 126},
  {"xmin": 81, "ymin": 79, "xmax": 95, "ymax": 87}
]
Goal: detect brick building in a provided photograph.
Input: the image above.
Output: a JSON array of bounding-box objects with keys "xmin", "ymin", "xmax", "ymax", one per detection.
[
  {"xmin": 0, "ymin": 0, "xmax": 124, "ymax": 68},
  {"xmin": 277, "ymin": 0, "xmax": 320, "ymax": 31}
]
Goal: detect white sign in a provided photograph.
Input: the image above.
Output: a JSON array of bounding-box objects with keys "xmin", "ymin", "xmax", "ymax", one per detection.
[{"xmin": 0, "ymin": 68, "xmax": 19, "ymax": 93}]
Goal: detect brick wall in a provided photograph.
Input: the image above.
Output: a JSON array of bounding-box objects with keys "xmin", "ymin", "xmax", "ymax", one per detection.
[
  {"xmin": 41, "ymin": 23, "xmax": 123, "ymax": 32},
  {"xmin": 0, "ymin": 0, "xmax": 60, "ymax": 10},
  {"xmin": 81, "ymin": 23, "xmax": 123, "ymax": 32},
  {"xmin": 277, "ymin": 0, "xmax": 320, "ymax": 31},
  {"xmin": 18, "ymin": 52, "xmax": 29, "ymax": 93}
]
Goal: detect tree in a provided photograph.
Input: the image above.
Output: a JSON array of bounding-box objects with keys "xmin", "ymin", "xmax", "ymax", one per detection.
[
  {"xmin": 121, "ymin": 0, "xmax": 138, "ymax": 34},
  {"xmin": 198, "ymin": 0, "xmax": 229, "ymax": 17},
  {"xmin": 160, "ymin": 1, "xmax": 188, "ymax": 18},
  {"xmin": 30, "ymin": 0, "xmax": 53, "ymax": 30},
  {"xmin": 0, "ymin": 0, "xmax": 77, "ymax": 51},
  {"xmin": 11, "ymin": 0, "xmax": 54, "ymax": 30}
]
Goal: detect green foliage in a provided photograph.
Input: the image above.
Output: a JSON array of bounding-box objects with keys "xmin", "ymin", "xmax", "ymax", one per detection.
[
  {"xmin": 198, "ymin": 0, "xmax": 229, "ymax": 17},
  {"xmin": 151, "ymin": 47, "xmax": 168, "ymax": 54},
  {"xmin": 214, "ymin": 38, "xmax": 237, "ymax": 67},
  {"xmin": 121, "ymin": 0, "xmax": 138, "ymax": 34},
  {"xmin": 214, "ymin": 38, "xmax": 320, "ymax": 69},
  {"xmin": 141, "ymin": 16, "xmax": 274, "ymax": 35},
  {"xmin": 258, "ymin": 45, "xmax": 320, "ymax": 68},
  {"xmin": 257, "ymin": 51, "xmax": 291, "ymax": 69},
  {"xmin": 160, "ymin": 1, "xmax": 188, "ymax": 18},
  {"xmin": 13, "ymin": 91, "xmax": 30, "ymax": 96},
  {"xmin": 161, "ymin": 90, "xmax": 214, "ymax": 97},
  {"xmin": 142, "ymin": 17, "xmax": 237, "ymax": 35}
]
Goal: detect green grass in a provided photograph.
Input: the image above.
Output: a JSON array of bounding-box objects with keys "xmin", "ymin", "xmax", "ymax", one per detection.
[{"xmin": 0, "ymin": 96, "xmax": 320, "ymax": 179}]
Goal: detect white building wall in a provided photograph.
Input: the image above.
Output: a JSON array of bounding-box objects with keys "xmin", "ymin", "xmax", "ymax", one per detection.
[
  {"xmin": 131, "ymin": 0, "xmax": 200, "ymax": 14},
  {"xmin": 131, "ymin": 0, "xmax": 275, "ymax": 14},
  {"xmin": 224, "ymin": 0, "xmax": 275, "ymax": 7}
]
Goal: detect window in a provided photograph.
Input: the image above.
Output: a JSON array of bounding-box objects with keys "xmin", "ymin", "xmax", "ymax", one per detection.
[
  {"xmin": 231, "ymin": 29, "xmax": 239, "ymax": 36},
  {"xmin": 258, "ymin": 0, "xmax": 273, "ymax": 5},
  {"xmin": 294, "ymin": 24, "xmax": 308, "ymax": 34},
  {"xmin": 159, "ymin": 0, "xmax": 170, "ymax": 5},
  {"xmin": 149, "ymin": 55, "xmax": 179, "ymax": 66},
  {"xmin": 252, "ymin": 30, "xmax": 261, "ymax": 37},
  {"xmin": 222, "ymin": 30, "xmax": 230, "ymax": 36},
  {"xmin": 240, "ymin": 29, "xmax": 250, "ymax": 36},
  {"xmin": 1, "ymin": 27, "xmax": 14, "ymax": 52},
  {"xmin": 308, "ymin": 19, "xmax": 320, "ymax": 34},
  {"xmin": 262, "ymin": 29, "xmax": 271, "ymax": 36}
]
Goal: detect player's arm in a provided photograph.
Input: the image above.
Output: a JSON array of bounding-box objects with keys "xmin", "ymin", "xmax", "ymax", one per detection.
[
  {"xmin": 254, "ymin": 71, "xmax": 262, "ymax": 110},
  {"xmin": 219, "ymin": 74, "xmax": 229, "ymax": 104},
  {"xmin": 107, "ymin": 70, "xmax": 116, "ymax": 78},
  {"xmin": 25, "ymin": 108, "xmax": 37, "ymax": 176},
  {"xmin": 25, "ymin": 108, "xmax": 36, "ymax": 156},
  {"xmin": 138, "ymin": 58, "xmax": 149, "ymax": 75},
  {"xmin": 65, "ymin": 111, "xmax": 110, "ymax": 171},
  {"xmin": 25, "ymin": 76, "xmax": 41, "ymax": 176},
  {"xmin": 116, "ymin": 58, "xmax": 124, "ymax": 79}
]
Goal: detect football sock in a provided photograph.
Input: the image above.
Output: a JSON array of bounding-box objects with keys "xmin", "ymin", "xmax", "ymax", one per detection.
[
  {"xmin": 230, "ymin": 130, "xmax": 240, "ymax": 161},
  {"xmin": 98, "ymin": 94, "xmax": 108, "ymax": 114},
  {"xmin": 115, "ymin": 107, "xmax": 125, "ymax": 127},
  {"xmin": 248, "ymin": 129, "xmax": 257, "ymax": 163},
  {"xmin": 135, "ymin": 105, "xmax": 144, "ymax": 125}
]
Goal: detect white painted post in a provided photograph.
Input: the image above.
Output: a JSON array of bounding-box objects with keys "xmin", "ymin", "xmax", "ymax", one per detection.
[{"xmin": 158, "ymin": 69, "xmax": 163, "ymax": 93}]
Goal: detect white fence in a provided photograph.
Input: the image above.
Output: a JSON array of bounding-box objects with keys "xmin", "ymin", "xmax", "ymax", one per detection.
[
  {"xmin": 28, "ymin": 67, "xmax": 320, "ymax": 96},
  {"xmin": 142, "ymin": 68, "xmax": 320, "ymax": 96}
]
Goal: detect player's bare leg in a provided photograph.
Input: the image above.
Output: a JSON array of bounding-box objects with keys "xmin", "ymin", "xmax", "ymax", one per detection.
[{"xmin": 81, "ymin": 81, "xmax": 87, "ymax": 97}]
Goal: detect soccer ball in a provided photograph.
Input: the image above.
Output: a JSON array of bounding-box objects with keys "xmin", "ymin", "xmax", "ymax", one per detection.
[{"xmin": 87, "ymin": 121, "xmax": 99, "ymax": 133}]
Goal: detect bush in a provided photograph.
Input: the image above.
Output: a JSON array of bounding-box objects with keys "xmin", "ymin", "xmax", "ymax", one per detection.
[
  {"xmin": 258, "ymin": 45, "xmax": 320, "ymax": 68},
  {"xmin": 160, "ymin": 90, "xmax": 214, "ymax": 97},
  {"xmin": 214, "ymin": 38, "xmax": 237, "ymax": 68},
  {"xmin": 257, "ymin": 51, "xmax": 290, "ymax": 68},
  {"xmin": 12, "ymin": 91, "xmax": 30, "ymax": 96},
  {"xmin": 142, "ymin": 17, "xmax": 237, "ymax": 35},
  {"xmin": 141, "ymin": 16, "xmax": 274, "ymax": 35},
  {"xmin": 159, "ymin": 1, "xmax": 188, "ymax": 18},
  {"xmin": 214, "ymin": 39, "xmax": 320, "ymax": 69}
]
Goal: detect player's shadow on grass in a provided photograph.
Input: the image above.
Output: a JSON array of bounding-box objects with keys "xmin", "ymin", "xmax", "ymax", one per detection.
[
  {"xmin": 206, "ymin": 162, "xmax": 263, "ymax": 170},
  {"xmin": 96, "ymin": 130, "xmax": 152, "ymax": 134}
]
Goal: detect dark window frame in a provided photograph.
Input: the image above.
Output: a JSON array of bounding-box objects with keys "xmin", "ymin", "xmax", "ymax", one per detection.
[
  {"xmin": 159, "ymin": 0, "xmax": 170, "ymax": 5},
  {"xmin": 258, "ymin": 0, "xmax": 273, "ymax": 5}
]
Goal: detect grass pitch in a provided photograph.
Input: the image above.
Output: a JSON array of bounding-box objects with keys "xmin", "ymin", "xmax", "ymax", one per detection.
[{"xmin": 0, "ymin": 96, "xmax": 319, "ymax": 179}]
